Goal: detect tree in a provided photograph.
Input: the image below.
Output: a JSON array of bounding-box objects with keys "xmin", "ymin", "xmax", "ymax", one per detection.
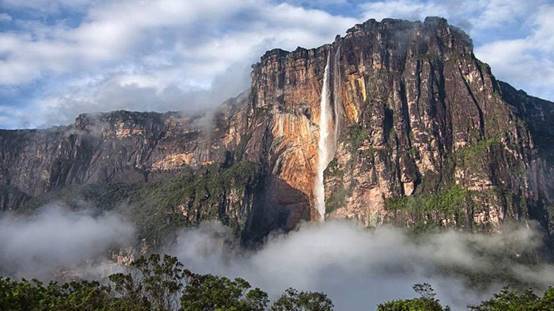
[
  {"xmin": 0, "ymin": 277, "xmax": 50, "ymax": 310},
  {"xmin": 470, "ymin": 287, "xmax": 554, "ymax": 311},
  {"xmin": 109, "ymin": 254, "xmax": 186, "ymax": 311},
  {"xmin": 180, "ymin": 274, "xmax": 268, "ymax": 311},
  {"xmin": 0, "ymin": 277, "xmax": 124, "ymax": 311},
  {"xmin": 377, "ymin": 283, "xmax": 448, "ymax": 311},
  {"xmin": 270, "ymin": 288, "xmax": 334, "ymax": 311}
]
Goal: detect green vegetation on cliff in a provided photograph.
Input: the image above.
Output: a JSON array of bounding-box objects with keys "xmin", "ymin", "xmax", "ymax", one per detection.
[
  {"xmin": 129, "ymin": 160, "xmax": 260, "ymax": 244},
  {"xmin": 455, "ymin": 136, "xmax": 502, "ymax": 165},
  {"xmin": 385, "ymin": 185, "xmax": 470, "ymax": 214},
  {"xmin": 325, "ymin": 183, "xmax": 348, "ymax": 214},
  {"xmin": 347, "ymin": 124, "xmax": 369, "ymax": 153},
  {"xmin": 384, "ymin": 185, "xmax": 471, "ymax": 231},
  {"xmin": 20, "ymin": 161, "xmax": 261, "ymax": 246}
]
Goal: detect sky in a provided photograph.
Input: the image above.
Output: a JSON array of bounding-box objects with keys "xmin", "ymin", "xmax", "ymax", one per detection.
[{"xmin": 0, "ymin": 0, "xmax": 553, "ymax": 129}]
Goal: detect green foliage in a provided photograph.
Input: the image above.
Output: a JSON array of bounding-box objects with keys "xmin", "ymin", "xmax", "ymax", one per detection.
[
  {"xmin": 271, "ymin": 288, "xmax": 334, "ymax": 311},
  {"xmin": 384, "ymin": 185, "xmax": 471, "ymax": 231},
  {"xmin": 181, "ymin": 274, "xmax": 268, "ymax": 311},
  {"xmin": 18, "ymin": 160, "xmax": 261, "ymax": 247},
  {"xmin": 325, "ymin": 184, "xmax": 347, "ymax": 213},
  {"xmin": 377, "ymin": 298, "xmax": 446, "ymax": 311},
  {"xmin": 470, "ymin": 287, "xmax": 554, "ymax": 311},
  {"xmin": 377, "ymin": 283, "xmax": 449, "ymax": 311},
  {"xmin": 2, "ymin": 264, "xmax": 554, "ymax": 311},
  {"xmin": 385, "ymin": 185, "xmax": 470, "ymax": 215},
  {"xmin": 0, "ymin": 254, "xmax": 334, "ymax": 311},
  {"xmin": 126, "ymin": 160, "xmax": 260, "ymax": 245},
  {"xmin": 408, "ymin": 147, "xmax": 420, "ymax": 160},
  {"xmin": 110, "ymin": 254, "xmax": 187, "ymax": 311},
  {"xmin": 324, "ymin": 159, "xmax": 348, "ymax": 213},
  {"xmin": 0, "ymin": 277, "xmax": 144, "ymax": 311},
  {"xmin": 346, "ymin": 124, "xmax": 370, "ymax": 153},
  {"xmin": 378, "ymin": 285, "xmax": 554, "ymax": 311},
  {"xmin": 0, "ymin": 254, "xmax": 188, "ymax": 311},
  {"xmin": 456, "ymin": 137, "xmax": 501, "ymax": 164},
  {"xmin": 138, "ymin": 161, "xmax": 258, "ymax": 211}
]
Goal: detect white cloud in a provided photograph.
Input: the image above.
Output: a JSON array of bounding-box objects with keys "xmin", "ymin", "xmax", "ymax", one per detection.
[
  {"xmin": 0, "ymin": 13, "xmax": 12, "ymax": 22},
  {"xmin": 475, "ymin": 3, "xmax": 554, "ymax": 98},
  {"xmin": 0, "ymin": 0, "xmax": 357, "ymax": 127},
  {"xmin": 358, "ymin": 0, "xmax": 542, "ymax": 32},
  {"xmin": 0, "ymin": 0, "xmax": 354, "ymax": 87},
  {"xmin": 474, "ymin": 0, "xmax": 532, "ymax": 29},
  {"xmin": 360, "ymin": 0, "xmax": 448, "ymax": 22},
  {"xmin": 1, "ymin": 0, "xmax": 553, "ymax": 128}
]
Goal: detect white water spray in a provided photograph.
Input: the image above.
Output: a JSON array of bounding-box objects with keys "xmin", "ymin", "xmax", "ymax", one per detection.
[{"xmin": 314, "ymin": 53, "xmax": 334, "ymax": 221}]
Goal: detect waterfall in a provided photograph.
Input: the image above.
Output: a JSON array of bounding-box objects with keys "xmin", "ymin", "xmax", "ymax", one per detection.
[{"xmin": 314, "ymin": 53, "xmax": 333, "ymax": 221}]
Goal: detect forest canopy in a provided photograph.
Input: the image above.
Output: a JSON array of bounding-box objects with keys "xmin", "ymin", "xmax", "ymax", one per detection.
[{"xmin": 1, "ymin": 254, "xmax": 552, "ymax": 311}]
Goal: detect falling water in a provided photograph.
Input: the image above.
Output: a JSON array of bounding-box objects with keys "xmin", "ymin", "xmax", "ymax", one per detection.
[{"xmin": 314, "ymin": 53, "xmax": 333, "ymax": 221}]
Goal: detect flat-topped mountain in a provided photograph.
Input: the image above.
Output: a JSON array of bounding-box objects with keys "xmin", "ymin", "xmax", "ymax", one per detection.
[{"xmin": 1, "ymin": 17, "xmax": 553, "ymax": 245}]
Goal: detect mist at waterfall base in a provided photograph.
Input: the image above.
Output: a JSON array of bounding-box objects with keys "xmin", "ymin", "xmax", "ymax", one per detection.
[{"xmin": 167, "ymin": 220, "xmax": 554, "ymax": 310}]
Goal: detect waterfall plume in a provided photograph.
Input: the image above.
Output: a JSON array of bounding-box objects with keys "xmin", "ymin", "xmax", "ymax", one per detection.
[{"xmin": 314, "ymin": 53, "xmax": 334, "ymax": 221}]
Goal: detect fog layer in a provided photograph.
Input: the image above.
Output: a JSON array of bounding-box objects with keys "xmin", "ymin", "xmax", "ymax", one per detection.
[
  {"xmin": 1, "ymin": 205, "xmax": 552, "ymax": 309},
  {"xmin": 0, "ymin": 205, "xmax": 134, "ymax": 279},
  {"xmin": 168, "ymin": 220, "xmax": 554, "ymax": 310}
]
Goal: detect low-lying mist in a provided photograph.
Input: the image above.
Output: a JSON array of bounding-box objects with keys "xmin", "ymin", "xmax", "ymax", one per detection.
[
  {"xmin": 0, "ymin": 205, "xmax": 135, "ymax": 280},
  {"xmin": 1, "ymin": 205, "xmax": 553, "ymax": 310},
  {"xmin": 166, "ymin": 220, "xmax": 554, "ymax": 310}
]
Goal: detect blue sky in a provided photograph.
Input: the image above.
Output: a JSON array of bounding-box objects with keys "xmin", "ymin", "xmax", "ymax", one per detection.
[{"xmin": 0, "ymin": 0, "xmax": 553, "ymax": 129}]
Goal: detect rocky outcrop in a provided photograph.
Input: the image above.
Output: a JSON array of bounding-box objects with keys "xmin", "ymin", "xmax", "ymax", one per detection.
[{"xmin": 1, "ymin": 17, "xmax": 553, "ymax": 242}]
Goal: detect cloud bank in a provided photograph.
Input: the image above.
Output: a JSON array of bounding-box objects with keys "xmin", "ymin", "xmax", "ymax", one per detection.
[
  {"xmin": 0, "ymin": 205, "xmax": 135, "ymax": 279},
  {"xmin": 1, "ymin": 0, "xmax": 553, "ymax": 128},
  {"xmin": 168, "ymin": 220, "xmax": 554, "ymax": 310},
  {"xmin": 0, "ymin": 0, "xmax": 356, "ymax": 128}
]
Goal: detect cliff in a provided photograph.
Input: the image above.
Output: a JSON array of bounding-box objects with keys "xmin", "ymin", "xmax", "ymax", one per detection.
[{"xmin": 1, "ymin": 17, "xmax": 553, "ymax": 244}]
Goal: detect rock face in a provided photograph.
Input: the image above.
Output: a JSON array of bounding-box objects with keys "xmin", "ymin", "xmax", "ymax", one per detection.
[
  {"xmin": 1, "ymin": 17, "xmax": 553, "ymax": 243},
  {"xmin": 1, "ymin": 110, "xmax": 220, "ymax": 197},
  {"xmin": 246, "ymin": 17, "xmax": 554, "ymax": 235}
]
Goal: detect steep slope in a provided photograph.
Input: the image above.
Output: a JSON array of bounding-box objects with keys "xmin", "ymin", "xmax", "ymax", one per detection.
[{"xmin": 1, "ymin": 17, "xmax": 553, "ymax": 243}]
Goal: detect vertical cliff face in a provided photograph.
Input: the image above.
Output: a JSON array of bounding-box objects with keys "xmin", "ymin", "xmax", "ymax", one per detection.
[
  {"xmin": 0, "ymin": 100, "xmax": 251, "ymax": 210},
  {"xmin": 1, "ymin": 17, "xmax": 553, "ymax": 242},
  {"xmin": 0, "ymin": 112, "xmax": 203, "ymax": 198},
  {"xmin": 244, "ymin": 17, "xmax": 553, "ymax": 234}
]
